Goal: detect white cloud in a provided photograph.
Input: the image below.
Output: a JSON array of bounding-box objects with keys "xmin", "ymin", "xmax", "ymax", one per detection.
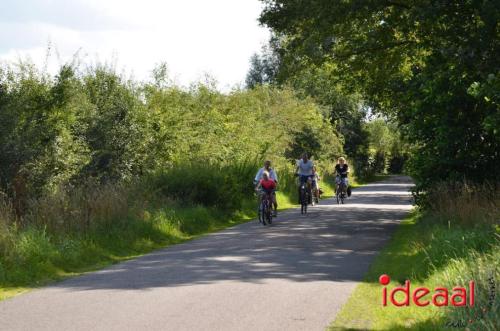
[{"xmin": 0, "ymin": 0, "xmax": 270, "ymax": 89}]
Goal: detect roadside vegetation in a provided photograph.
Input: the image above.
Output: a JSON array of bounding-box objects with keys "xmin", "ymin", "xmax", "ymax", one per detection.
[
  {"xmin": 331, "ymin": 186, "xmax": 499, "ymax": 330},
  {"xmin": 0, "ymin": 60, "xmax": 354, "ymax": 299}
]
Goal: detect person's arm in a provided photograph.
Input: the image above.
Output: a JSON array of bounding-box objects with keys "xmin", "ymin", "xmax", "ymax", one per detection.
[
  {"xmin": 254, "ymin": 169, "xmax": 262, "ymax": 184},
  {"xmin": 255, "ymin": 180, "xmax": 262, "ymax": 191}
]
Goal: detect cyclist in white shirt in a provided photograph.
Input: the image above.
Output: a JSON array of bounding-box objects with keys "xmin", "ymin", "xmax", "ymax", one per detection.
[
  {"xmin": 296, "ymin": 153, "xmax": 315, "ymax": 181},
  {"xmin": 295, "ymin": 153, "xmax": 316, "ymax": 204},
  {"xmin": 254, "ymin": 160, "xmax": 278, "ymax": 184}
]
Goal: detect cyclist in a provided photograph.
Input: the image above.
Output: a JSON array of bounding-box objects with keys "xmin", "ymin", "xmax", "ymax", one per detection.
[
  {"xmin": 295, "ymin": 153, "xmax": 316, "ymax": 204},
  {"xmin": 335, "ymin": 157, "xmax": 350, "ymax": 196},
  {"xmin": 254, "ymin": 160, "xmax": 278, "ymax": 215},
  {"xmin": 254, "ymin": 160, "xmax": 278, "ymax": 184},
  {"xmin": 255, "ymin": 171, "xmax": 278, "ymax": 216}
]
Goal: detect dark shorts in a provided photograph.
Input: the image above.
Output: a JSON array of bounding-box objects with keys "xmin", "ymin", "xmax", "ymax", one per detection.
[{"xmin": 299, "ymin": 175, "xmax": 316, "ymax": 186}]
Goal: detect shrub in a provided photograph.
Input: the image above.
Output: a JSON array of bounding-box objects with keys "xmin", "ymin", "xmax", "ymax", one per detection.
[{"xmin": 150, "ymin": 161, "xmax": 257, "ymax": 211}]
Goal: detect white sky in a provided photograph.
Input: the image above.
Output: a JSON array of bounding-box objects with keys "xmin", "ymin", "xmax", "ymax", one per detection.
[{"xmin": 0, "ymin": 0, "xmax": 270, "ymax": 90}]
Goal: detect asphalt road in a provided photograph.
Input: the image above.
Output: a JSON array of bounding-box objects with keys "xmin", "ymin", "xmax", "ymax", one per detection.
[{"xmin": 0, "ymin": 176, "xmax": 414, "ymax": 331}]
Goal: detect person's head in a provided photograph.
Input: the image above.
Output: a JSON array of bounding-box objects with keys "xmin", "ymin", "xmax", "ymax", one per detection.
[
  {"xmin": 264, "ymin": 160, "xmax": 271, "ymax": 169},
  {"xmin": 338, "ymin": 157, "xmax": 346, "ymax": 165},
  {"xmin": 302, "ymin": 153, "xmax": 309, "ymax": 162},
  {"xmin": 262, "ymin": 171, "xmax": 270, "ymax": 180}
]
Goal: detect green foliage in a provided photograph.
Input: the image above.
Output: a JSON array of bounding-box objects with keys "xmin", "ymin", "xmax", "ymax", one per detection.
[
  {"xmin": 0, "ymin": 63, "xmax": 87, "ymax": 197},
  {"xmin": 245, "ymin": 38, "xmax": 281, "ymax": 89},
  {"xmin": 0, "ymin": 60, "xmax": 342, "ymax": 206},
  {"xmin": 364, "ymin": 118, "xmax": 409, "ymax": 174},
  {"xmin": 80, "ymin": 65, "xmax": 149, "ymax": 182},
  {"xmin": 259, "ymin": 0, "xmax": 500, "ymax": 193},
  {"xmin": 150, "ymin": 161, "xmax": 257, "ymax": 211},
  {"xmin": 246, "ymin": 35, "xmax": 370, "ymax": 179},
  {"xmin": 282, "ymin": 64, "xmax": 370, "ymax": 166}
]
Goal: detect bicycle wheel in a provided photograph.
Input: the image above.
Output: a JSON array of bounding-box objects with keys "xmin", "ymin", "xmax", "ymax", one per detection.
[
  {"xmin": 266, "ymin": 205, "xmax": 272, "ymax": 224},
  {"xmin": 303, "ymin": 191, "xmax": 308, "ymax": 214},
  {"xmin": 299, "ymin": 187, "xmax": 304, "ymax": 214},
  {"xmin": 339, "ymin": 183, "xmax": 346, "ymax": 204},
  {"xmin": 266, "ymin": 199, "xmax": 273, "ymax": 225},
  {"xmin": 258, "ymin": 201, "xmax": 265, "ymax": 224}
]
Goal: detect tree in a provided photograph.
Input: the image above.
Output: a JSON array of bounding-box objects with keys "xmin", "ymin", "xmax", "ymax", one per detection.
[
  {"xmin": 245, "ymin": 42, "xmax": 280, "ymax": 88},
  {"xmin": 259, "ymin": 0, "xmax": 500, "ymax": 189}
]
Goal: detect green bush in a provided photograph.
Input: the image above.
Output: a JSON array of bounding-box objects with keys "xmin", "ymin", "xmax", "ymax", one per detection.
[{"xmin": 151, "ymin": 161, "xmax": 257, "ymax": 210}]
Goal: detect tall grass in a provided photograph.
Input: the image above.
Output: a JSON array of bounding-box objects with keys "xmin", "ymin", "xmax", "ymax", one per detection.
[
  {"xmin": 436, "ymin": 248, "xmax": 499, "ymax": 330},
  {"xmin": 426, "ymin": 181, "xmax": 500, "ymax": 226},
  {"xmin": 0, "ymin": 193, "xmax": 16, "ymax": 272},
  {"xmin": 422, "ymin": 182, "xmax": 500, "ymax": 329},
  {"xmin": 26, "ymin": 183, "xmax": 129, "ymax": 233}
]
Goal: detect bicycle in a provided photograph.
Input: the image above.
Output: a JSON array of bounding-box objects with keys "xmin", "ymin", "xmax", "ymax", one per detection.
[
  {"xmin": 257, "ymin": 189, "xmax": 274, "ymax": 225},
  {"xmin": 297, "ymin": 175, "xmax": 314, "ymax": 214},
  {"xmin": 299, "ymin": 182, "xmax": 310, "ymax": 214},
  {"xmin": 336, "ymin": 178, "xmax": 347, "ymax": 204}
]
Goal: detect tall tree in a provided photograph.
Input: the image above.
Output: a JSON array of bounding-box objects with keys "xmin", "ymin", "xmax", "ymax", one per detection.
[
  {"xmin": 245, "ymin": 42, "xmax": 280, "ymax": 88},
  {"xmin": 259, "ymin": 0, "xmax": 500, "ymax": 189},
  {"xmin": 247, "ymin": 34, "xmax": 371, "ymax": 173}
]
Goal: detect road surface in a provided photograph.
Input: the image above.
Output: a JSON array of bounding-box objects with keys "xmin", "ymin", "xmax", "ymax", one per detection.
[{"xmin": 0, "ymin": 176, "xmax": 413, "ymax": 331}]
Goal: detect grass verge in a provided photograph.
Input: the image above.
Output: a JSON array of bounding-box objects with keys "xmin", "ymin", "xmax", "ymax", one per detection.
[
  {"xmin": 0, "ymin": 199, "xmax": 259, "ymax": 301},
  {"xmin": 330, "ymin": 211, "xmax": 499, "ymax": 330}
]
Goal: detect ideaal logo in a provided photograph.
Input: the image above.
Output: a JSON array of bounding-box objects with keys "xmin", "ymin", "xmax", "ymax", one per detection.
[
  {"xmin": 379, "ymin": 274, "xmax": 496, "ymax": 328},
  {"xmin": 379, "ymin": 274, "xmax": 475, "ymax": 307}
]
